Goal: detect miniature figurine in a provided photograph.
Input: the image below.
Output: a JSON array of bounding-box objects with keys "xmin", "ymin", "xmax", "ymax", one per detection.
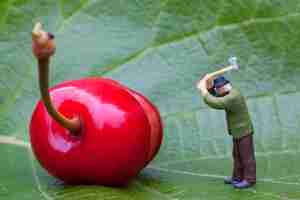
[{"xmin": 197, "ymin": 57, "xmax": 256, "ymax": 189}]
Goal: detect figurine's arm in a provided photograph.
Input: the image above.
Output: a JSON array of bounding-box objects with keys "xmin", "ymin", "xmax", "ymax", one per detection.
[
  {"xmin": 197, "ymin": 74, "xmax": 214, "ymax": 96},
  {"xmin": 197, "ymin": 75, "xmax": 235, "ymax": 110},
  {"xmin": 203, "ymin": 92, "xmax": 229, "ymax": 110}
]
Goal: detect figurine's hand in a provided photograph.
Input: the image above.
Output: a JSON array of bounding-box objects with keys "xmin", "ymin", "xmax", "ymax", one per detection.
[
  {"xmin": 197, "ymin": 74, "xmax": 212, "ymax": 95},
  {"xmin": 206, "ymin": 76, "xmax": 214, "ymax": 89},
  {"xmin": 197, "ymin": 75, "xmax": 206, "ymax": 89},
  {"xmin": 197, "ymin": 77, "xmax": 208, "ymax": 95},
  {"xmin": 197, "ymin": 79, "xmax": 206, "ymax": 91}
]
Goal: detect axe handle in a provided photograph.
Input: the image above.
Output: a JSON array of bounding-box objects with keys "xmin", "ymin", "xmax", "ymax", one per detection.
[{"xmin": 208, "ymin": 65, "xmax": 235, "ymax": 78}]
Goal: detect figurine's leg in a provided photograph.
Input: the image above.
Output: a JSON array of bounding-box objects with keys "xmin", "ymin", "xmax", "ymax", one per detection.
[
  {"xmin": 232, "ymin": 139, "xmax": 243, "ymax": 181},
  {"xmin": 239, "ymin": 134, "xmax": 256, "ymax": 184}
]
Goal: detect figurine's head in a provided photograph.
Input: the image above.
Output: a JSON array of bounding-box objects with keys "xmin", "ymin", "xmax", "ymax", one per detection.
[
  {"xmin": 32, "ymin": 22, "xmax": 56, "ymax": 59},
  {"xmin": 214, "ymin": 76, "xmax": 232, "ymax": 96}
]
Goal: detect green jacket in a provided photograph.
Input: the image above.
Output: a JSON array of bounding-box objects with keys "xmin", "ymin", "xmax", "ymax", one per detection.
[{"xmin": 203, "ymin": 88, "xmax": 253, "ymax": 139}]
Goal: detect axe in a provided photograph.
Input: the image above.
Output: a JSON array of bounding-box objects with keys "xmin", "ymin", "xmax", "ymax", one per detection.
[{"xmin": 208, "ymin": 56, "xmax": 240, "ymax": 78}]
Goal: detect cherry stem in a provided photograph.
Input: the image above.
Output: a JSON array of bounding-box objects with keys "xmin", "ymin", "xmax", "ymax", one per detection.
[{"xmin": 38, "ymin": 58, "xmax": 81, "ymax": 135}]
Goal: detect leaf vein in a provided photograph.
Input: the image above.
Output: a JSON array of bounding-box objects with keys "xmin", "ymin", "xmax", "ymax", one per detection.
[
  {"xmin": 148, "ymin": 166, "xmax": 300, "ymax": 186},
  {"xmin": 28, "ymin": 150, "xmax": 54, "ymax": 200},
  {"xmin": 57, "ymin": 0, "xmax": 95, "ymax": 32},
  {"xmin": 156, "ymin": 149, "xmax": 300, "ymax": 167},
  {"xmin": 134, "ymin": 181, "xmax": 176, "ymax": 200},
  {"xmin": 0, "ymin": 135, "xmax": 30, "ymax": 148},
  {"xmin": 100, "ymin": 12, "xmax": 300, "ymax": 78}
]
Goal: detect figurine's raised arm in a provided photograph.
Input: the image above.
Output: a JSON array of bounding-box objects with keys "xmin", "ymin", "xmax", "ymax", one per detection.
[
  {"xmin": 197, "ymin": 74, "xmax": 212, "ymax": 96},
  {"xmin": 197, "ymin": 57, "xmax": 239, "ymax": 95}
]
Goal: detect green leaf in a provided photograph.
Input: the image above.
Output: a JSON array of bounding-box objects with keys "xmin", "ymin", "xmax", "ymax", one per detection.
[{"xmin": 1, "ymin": 0, "xmax": 300, "ymax": 199}]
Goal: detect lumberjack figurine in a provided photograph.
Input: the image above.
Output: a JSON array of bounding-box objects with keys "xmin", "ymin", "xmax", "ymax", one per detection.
[{"xmin": 197, "ymin": 57, "xmax": 256, "ymax": 189}]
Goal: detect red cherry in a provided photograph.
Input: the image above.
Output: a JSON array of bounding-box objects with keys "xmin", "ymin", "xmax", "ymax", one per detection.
[
  {"xmin": 128, "ymin": 89, "xmax": 163, "ymax": 165},
  {"xmin": 30, "ymin": 78, "xmax": 163, "ymax": 186},
  {"xmin": 30, "ymin": 23, "xmax": 163, "ymax": 186},
  {"xmin": 105, "ymin": 79, "xmax": 163, "ymax": 165}
]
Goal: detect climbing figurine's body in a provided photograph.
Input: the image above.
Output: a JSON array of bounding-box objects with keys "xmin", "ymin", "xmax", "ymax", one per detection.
[{"xmin": 198, "ymin": 75, "xmax": 256, "ymax": 189}]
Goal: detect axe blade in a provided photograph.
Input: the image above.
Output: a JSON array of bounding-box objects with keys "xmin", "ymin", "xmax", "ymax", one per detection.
[{"xmin": 228, "ymin": 56, "xmax": 239, "ymax": 70}]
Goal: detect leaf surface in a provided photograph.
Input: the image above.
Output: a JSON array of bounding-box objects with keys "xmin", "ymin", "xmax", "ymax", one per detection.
[{"xmin": 1, "ymin": 0, "xmax": 300, "ymax": 199}]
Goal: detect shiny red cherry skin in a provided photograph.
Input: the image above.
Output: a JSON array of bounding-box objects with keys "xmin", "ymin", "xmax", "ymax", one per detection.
[
  {"xmin": 30, "ymin": 78, "xmax": 153, "ymax": 186},
  {"xmin": 127, "ymin": 89, "xmax": 163, "ymax": 165},
  {"xmin": 102, "ymin": 79, "xmax": 163, "ymax": 165}
]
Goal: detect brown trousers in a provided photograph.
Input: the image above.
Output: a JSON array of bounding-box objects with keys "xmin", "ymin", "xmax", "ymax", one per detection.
[{"xmin": 232, "ymin": 134, "xmax": 256, "ymax": 183}]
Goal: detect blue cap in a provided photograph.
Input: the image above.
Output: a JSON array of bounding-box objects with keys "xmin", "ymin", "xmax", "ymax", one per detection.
[{"xmin": 213, "ymin": 76, "xmax": 230, "ymax": 89}]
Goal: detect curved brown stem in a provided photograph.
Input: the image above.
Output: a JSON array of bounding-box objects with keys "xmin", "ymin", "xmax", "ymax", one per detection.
[{"xmin": 38, "ymin": 58, "xmax": 81, "ymax": 135}]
